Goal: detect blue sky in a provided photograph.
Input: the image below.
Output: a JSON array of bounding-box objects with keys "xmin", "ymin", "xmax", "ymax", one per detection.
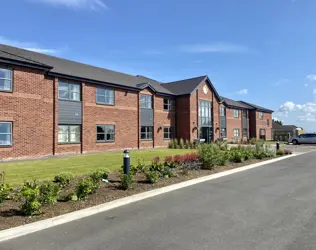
[{"xmin": 1, "ymin": 0, "xmax": 316, "ymax": 131}]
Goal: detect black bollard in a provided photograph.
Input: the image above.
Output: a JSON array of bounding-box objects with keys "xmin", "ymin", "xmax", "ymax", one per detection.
[
  {"xmin": 276, "ymin": 141, "xmax": 280, "ymax": 150},
  {"xmin": 123, "ymin": 149, "xmax": 130, "ymax": 174}
]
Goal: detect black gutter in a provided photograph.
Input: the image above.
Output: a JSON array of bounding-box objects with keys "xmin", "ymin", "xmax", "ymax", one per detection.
[{"xmin": 0, "ymin": 58, "xmax": 53, "ymax": 71}]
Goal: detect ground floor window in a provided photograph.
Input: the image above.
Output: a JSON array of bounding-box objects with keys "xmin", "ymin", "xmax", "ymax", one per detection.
[
  {"xmin": 259, "ymin": 129, "xmax": 266, "ymax": 140},
  {"xmin": 233, "ymin": 128, "xmax": 240, "ymax": 137},
  {"xmin": 0, "ymin": 122, "xmax": 12, "ymax": 146},
  {"xmin": 58, "ymin": 125, "xmax": 81, "ymax": 143},
  {"xmin": 97, "ymin": 125, "xmax": 115, "ymax": 142},
  {"xmin": 141, "ymin": 126, "xmax": 153, "ymax": 140},
  {"xmin": 243, "ymin": 128, "xmax": 248, "ymax": 137},
  {"xmin": 220, "ymin": 128, "xmax": 226, "ymax": 138},
  {"xmin": 163, "ymin": 127, "xmax": 175, "ymax": 139}
]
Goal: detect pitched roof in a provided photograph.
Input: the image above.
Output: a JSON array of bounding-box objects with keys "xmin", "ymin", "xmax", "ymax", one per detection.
[
  {"xmin": 221, "ymin": 96, "xmax": 254, "ymax": 109},
  {"xmin": 238, "ymin": 101, "xmax": 274, "ymax": 113},
  {"xmin": 0, "ymin": 44, "xmax": 173, "ymax": 95},
  {"xmin": 272, "ymin": 122, "xmax": 297, "ymax": 130}
]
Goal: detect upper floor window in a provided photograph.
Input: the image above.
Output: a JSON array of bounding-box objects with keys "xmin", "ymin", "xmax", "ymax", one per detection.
[
  {"xmin": 0, "ymin": 122, "xmax": 12, "ymax": 146},
  {"xmin": 267, "ymin": 119, "xmax": 270, "ymax": 126},
  {"xmin": 140, "ymin": 94, "xmax": 152, "ymax": 109},
  {"xmin": 259, "ymin": 112, "xmax": 263, "ymax": 120},
  {"xmin": 0, "ymin": 68, "xmax": 12, "ymax": 91},
  {"xmin": 234, "ymin": 128, "xmax": 240, "ymax": 137},
  {"xmin": 234, "ymin": 109, "xmax": 239, "ymax": 118},
  {"xmin": 199, "ymin": 100, "xmax": 212, "ymax": 126},
  {"xmin": 220, "ymin": 107, "xmax": 226, "ymax": 116},
  {"xmin": 96, "ymin": 87, "xmax": 114, "ymax": 105},
  {"xmin": 58, "ymin": 81, "xmax": 81, "ymax": 101},
  {"xmin": 163, "ymin": 99, "xmax": 175, "ymax": 111}
]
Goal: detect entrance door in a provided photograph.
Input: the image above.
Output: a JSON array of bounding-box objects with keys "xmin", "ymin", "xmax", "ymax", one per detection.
[{"xmin": 200, "ymin": 127, "xmax": 212, "ymax": 143}]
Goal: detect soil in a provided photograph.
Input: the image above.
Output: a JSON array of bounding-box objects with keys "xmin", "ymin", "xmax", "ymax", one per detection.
[{"xmin": 0, "ymin": 159, "xmax": 268, "ymax": 231}]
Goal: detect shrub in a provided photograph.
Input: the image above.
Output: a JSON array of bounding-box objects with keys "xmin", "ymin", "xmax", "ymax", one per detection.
[
  {"xmin": 39, "ymin": 181, "xmax": 60, "ymax": 204},
  {"xmin": 249, "ymin": 138, "xmax": 257, "ymax": 145},
  {"xmin": 90, "ymin": 169, "xmax": 109, "ymax": 189},
  {"xmin": 145, "ymin": 170, "xmax": 160, "ymax": 184},
  {"xmin": 0, "ymin": 184, "xmax": 12, "ymax": 205},
  {"xmin": 54, "ymin": 173, "xmax": 73, "ymax": 188},
  {"xmin": 76, "ymin": 178, "xmax": 96, "ymax": 200},
  {"xmin": 182, "ymin": 161, "xmax": 202, "ymax": 171},
  {"xmin": 182, "ymin": 153, "xmax": 200, "ymax": 163},
  {"xmin": 164, "ymin": 156, "xmax": 179, "ymax": 169},
  {"xmin": 173, "ymin": 138, "xmax": 179, "ymax": 149},
  {"xmin": 135, "ymin": 159, "xmax": 147, "ymax": 173},
  {"xmin": 168, "ymin": 139, "xmax": 174, "ymax": 149},
  {"xmin": 20, "ymin": 180, "xmax": 41, "ymax": 216},
  {"xmin": 229, "ymin": 150, "xmax": 245, "ymax": 163},
  {"xmin": 198, "ymin": 143, "xmax": 228, "ymax": 169},
  {"xmin": 184, "ymin": 139, "xmax": 190, "ymax": 149},
  {"xmin": 120, "ymin": 173, "xmax": 134, "ymax": 190},
  {"xmin": 173, "ymin": 155, "xmax": 184, "ymax": 164},
  {"xmin": 188, "ymin": 141, "xmax": 193, "ymax": 149},
  {"xmin": 276, "ymin": 149, "xmax": 285, "ymax": 156},
  {"xmin": 179, "ymin": 138, "xmax": 184, "ymax": 149}
]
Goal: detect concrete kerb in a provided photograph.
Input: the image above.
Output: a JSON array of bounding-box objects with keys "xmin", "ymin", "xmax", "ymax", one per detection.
[{"xmin": 0, "ymin": 152, "xmax": 310, "ymax": 243}]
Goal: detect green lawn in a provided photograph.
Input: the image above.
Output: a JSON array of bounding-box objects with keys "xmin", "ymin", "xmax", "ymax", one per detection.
[{"xmin": 0, "ymin": 149, "xmax": 195, "ymax": 185}]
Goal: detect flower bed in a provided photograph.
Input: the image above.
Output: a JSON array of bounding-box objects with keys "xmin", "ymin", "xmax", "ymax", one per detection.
[{"xmin": 0, "ymin": 143, "xmax": 292, "ymax": 231}]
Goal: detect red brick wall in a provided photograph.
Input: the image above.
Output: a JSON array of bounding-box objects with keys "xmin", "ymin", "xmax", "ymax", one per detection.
[
  {"xmin": 226, "ymin": 108, "xmax": 242, "ymax": 141},
  {"xmin": 82, "ymin": 83, "xmax": 139, "ymax": 153},
  {"xmin": 154, "ymin": 95, "xmax": 175, "ymax": 148},
  {"xmin": 0, "ymin": 66, "xmax": 54, "ymax": 160},
  {"xmin": 256, "ymin": 111, "xmax": 272, "ymax": 140}
]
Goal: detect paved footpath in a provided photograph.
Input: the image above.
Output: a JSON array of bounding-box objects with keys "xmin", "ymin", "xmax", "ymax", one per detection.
[{"xmin": 2, "ymin": 152, "xmax": 316, "ymax": 250}]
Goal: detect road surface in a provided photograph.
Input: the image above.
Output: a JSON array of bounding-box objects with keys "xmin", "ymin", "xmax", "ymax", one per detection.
[{"xmin": 2, "ymin": 151, "xmax": 316, "ymax": 250}]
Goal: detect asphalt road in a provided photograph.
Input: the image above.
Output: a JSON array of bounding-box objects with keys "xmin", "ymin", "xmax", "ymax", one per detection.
[{"xmin": 2, "ymin": 151, "xmax": 316, "ymax": 250}]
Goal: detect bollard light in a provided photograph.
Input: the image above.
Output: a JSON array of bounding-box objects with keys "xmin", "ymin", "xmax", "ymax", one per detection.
[
  {"xmin": 276, "ymin": 140, "xmax": 280, "ymax": 150},
  {"xmin": 123, "ymin": 149, "xmax": 130, "ymax": 174}
]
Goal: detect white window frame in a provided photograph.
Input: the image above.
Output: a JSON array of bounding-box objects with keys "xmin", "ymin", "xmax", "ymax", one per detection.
[
  {"xmin": 233, "ymin": 128, "xmax": 240, "ymax": 137},
  {"xmin": 163, "ymin": 127, "xmax": 172, "ymax": 139},
  {"xmin": 140, "ymin": 95, "xmax": 153, "ymax": 109},
  {"xmin": 96, "ymin": 125, "xmax": 115, "ymax": 142},
  {"xmin": 234, "ymin": 109, "xmax": 239, "ymax": 118},
  {"xmin": 259, "ymin": 112, "xmax": 263, "ymax": 120},
  {"xmin": 96, "ymin": 87, "xmax": 115, "ymax": 105},
  {"xmin": 163, "ymin": 99, "xmax": 175, "ymax": 111},
  {"xmin": 58, "ymin": 81, "xmax": 81, "ymax": 101},
  {"xmin": 0, "ymin": 122, "xmax": 12, "ymax": 146},
  {"xmin": 0, "ymin": 67, "xmax": 13, "ymax": 92},
  {"xmin": 58, "ymin": 125, "xmax": 81, "ymax": 144},
  {"xmin": 220, "ymin": 107, "xmax": 226, "ymax": 116}
]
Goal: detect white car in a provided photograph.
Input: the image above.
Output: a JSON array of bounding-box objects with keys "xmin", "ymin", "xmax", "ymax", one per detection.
[{"xmin": 289, "ymin": 134, "xmax": 316, "ymax": 145}]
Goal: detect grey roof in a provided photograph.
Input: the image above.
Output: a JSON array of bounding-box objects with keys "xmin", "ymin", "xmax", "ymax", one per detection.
[
  {"xmin": 272, "ymin": 122, "xmax": 297, "ymax": 130},
  {"xmin": 0, "ymin": 44, "xmax": 173, "ymax": 95},
  {"xmin": 238, "ymin": 101, "xmax": 274, "ymax": 113},
  {"xmin": 162, "ymin": 76, "xmax": 207, "ymax": 95},
  {"xmin": 221, "ymin": 97, "xmax": 254, "ymax": 109}
]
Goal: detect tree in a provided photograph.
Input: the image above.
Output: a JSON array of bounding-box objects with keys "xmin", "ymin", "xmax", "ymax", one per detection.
[{"xmin": 273, "ymin": 119, "xmax": 283, "ymax": 126}]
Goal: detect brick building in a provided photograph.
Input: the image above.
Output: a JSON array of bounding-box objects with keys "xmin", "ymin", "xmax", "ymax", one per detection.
[{"xmin": 0, "ymin": 44, "xmax": 273, "ymax": 160}]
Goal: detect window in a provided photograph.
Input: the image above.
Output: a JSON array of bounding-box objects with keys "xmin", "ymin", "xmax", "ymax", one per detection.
[
  {"xmin": 141, "ymin": 126, "xmax": 153, "ymax": 140},
  {"xmin": 242, "ymin": 110, "xmax": 247, "ymax": 119},
  {"xmin": 243, "ymin": 128, "xmax": 248, "ymax": 137},
  {"xmin": 234, "ymin": 109, "xmax": 239, "ymax": 118},
  {"xmin": 0, "ymin": 68, "xmax": 12, "ymax": 91},
  {"xmin": 220, "ymin": 128, "xmax": 226, "ymax": 138},
  {"xmin": 163, "ymin": 99, "xmax": 175, "ymax": 111},
  {"xmin": 199, "ymin": 100, "xmax": 212, "ymax": 126},
  {"xmin": 267, "ymin": 119, "xmax": 270, "ymax": 126},
  {"xmin": 220, "ymin": 107, "xmax": 226, "ymax": 116},
  {"xmin": 0, "ymin": 122, "xmax": 12, "ymax": 146},
  {"xmin": 96, "ymin": 88, "xmax": 114, "ymax": 105},
  {"xmin": 140, "ymin": 95, "xmax": 152, "ymax": 109},
  {"xmin": 259, "ymin": 128, "xmax": 266, "ymax": 140},
  {"xmin": 58, "ymin": 125, "xmax": 80, "ymax": 143},
  {"xmin": 259, "ymin": 112, "xmax": 263, "ymax": 120},
  {"xmin": 163, "ymin": 127, "xmax": 174, "ymax": 139},
  {"xmin": 233, "ymin": 128, "xmax": 240, "ymax": 137},
  {"xmin": 96, "ymin": 125, "xmax": 115, "ymax": 142},
  {"xmin": 58, "ymin": 81, "xmax": 81, "ymax": 101}
]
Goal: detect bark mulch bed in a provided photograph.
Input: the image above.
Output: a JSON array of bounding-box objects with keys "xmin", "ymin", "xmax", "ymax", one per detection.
[{"xmin": 0, "ymin": 158, "xmax": 269, "ymax": 231}]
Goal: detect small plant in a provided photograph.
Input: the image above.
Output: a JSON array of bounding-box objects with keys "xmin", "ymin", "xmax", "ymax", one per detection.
[
  {"xmin": 0, "ymin": 184, "xmax": 12, "ymax": 205},
  {"xmin": 135, "ymin": 159, "xmax": 147, "ymax": 173},
  {"xmin": 90, "ymin": 169, "xmax": 109, "ymax": 189},
  {"xmin": 229, "ymin": 150, "xmax": 245, "ymax": 163},
  {"xmin": 120, "ymin": 173, "xmax": 134, "ymax": 190},
  {"xmin": 168, "ymin": 139, "xmax": 174, "ymax": 149},
  {"xmin": 173, "ymin": 138, "xmax": 179, "ymax": 149},
  {"xmin": 164, "ymin": 156, "xmax": 178, "ymax": 168},
  {"xmin": 20, "ymin": 180, "xmax": 41, "ymax": 216},
  {"xmin": 249, "ymin": 138, "xmax": 257, "ymax": 145},
  {"xmin": 184, "ymin": 139, "xmax": 190, "ymax": 149},
  {"xmin": 54, "ymin": 173, "xmax": 73, "ymax": 188},
  {"xmin": 145, "ymin": 170, "xmax": 160, "ymax": 184},
  {"xmin": 39, "ymin": 181, "xmax": 60, "ymax": 204},
  {"xmin": 276, "ymin": 149, "xmax": 285, "ymax": 156},
  {"xmin": 188, "ymin": 141, "xmax": 193, "ymax": 149},
  {"xmin": 179, "ymin": 138, "xmax": 184, "ymax": 149},
  {"xmin": 173, "ymin": 155, "xmax": 184, "ymax": 165},
  {"xmin": 198, "ymin": 143, "xmax": 228, "ymax": 169},
  {"xmin": 76, "ymin": 178, "xmax": 96, "ymax": 200}
]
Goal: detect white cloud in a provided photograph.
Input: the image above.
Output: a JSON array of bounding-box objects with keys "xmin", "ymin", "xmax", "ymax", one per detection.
[
  {"xmin": 30, "ymin": 0, "xmax": 107, "ymax": 10},
  {"xmin": 236, "ymin": 89, "xmax": 248, "ymax": 95},
  {"xmin": 0, "ymin": 36, "xmax": 60, "ymax": 55},
  {"xmin": 179, "ymin": 43, "xmax": 253, "ymax": 54},
  {"xmin": 306, "ymin": 74, "xmax": 316, "ymax": 81}
]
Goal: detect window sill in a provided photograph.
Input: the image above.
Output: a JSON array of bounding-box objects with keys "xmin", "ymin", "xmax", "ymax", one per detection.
[
  {"xmin": 0, "ymin": 145, "xmax": 12, "ymax": 148},
  {"xmin": 0, "ymin": 90, "xmax": 13, "ymax": 93},
  {"xmin": 96, "ymin": 141, "xmax": 115, "ymax": 143},
  {"xmin": 141, "ymin": 139, "xmax": 153, "ymax": 141},
  {"xmin": 96, "ymin": 103, "xmax": 115, "ymax": 106},
  {"xmin": 58, "ymin": 99, "xmax": 81, "ymax": 103},
  {"xmin": 58, "ymin": 143, "xmax": 81, "ymax": 145},
  {"xmin": 163, "ymin": 138, "xmax": 171, "ymax": 140}
]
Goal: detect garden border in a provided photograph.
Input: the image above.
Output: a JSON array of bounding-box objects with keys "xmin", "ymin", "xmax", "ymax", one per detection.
[{"xmin": 0, "ymin": 152, "xmax": 308, "ymax": 243}]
